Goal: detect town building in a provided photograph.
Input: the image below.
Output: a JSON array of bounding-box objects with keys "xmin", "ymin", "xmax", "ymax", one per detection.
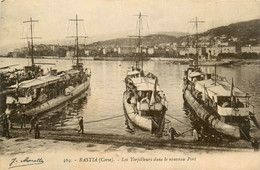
[
  {"xmin": 154, "ymin": 47, "xmax": 167, "ymax": 56},
  {"xmin": 241, "ymin": 46, "xmax": 260, "ymax": 54},
  {"xmin": 66, "ymin": 50, "xmax": 74, "ymax": 58},
  {"xmin": 118, "ymin": 46, "xmax": 137, "ymax": 55},
  {"xmin": 221, "ymin": 46, "xmax": 236, "ymax": 53},
  {"xmin": 178, "ymin": 47, "xmax": 205, "ymax": 56},
  {"xmin": 206, "ymin": 46, "xmax": 236, "ymax": 57},
  {"xmin": 147, "ymin": 47, "xmax": 154, "ymax": 55},
  {"xmin": 84, "ymin": 50, "xmax": 90, "ymax": 56},
  {"xmin": 102, "ymin": 48, "xmax": 106, "ymax": 55},
  {"xmin": 206, "ymin": 47, "xmax": 221, "ymax": 57}
]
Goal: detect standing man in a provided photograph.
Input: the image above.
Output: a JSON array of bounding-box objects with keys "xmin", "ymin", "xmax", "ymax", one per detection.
[
  {"xmin": 78, "ymin": 117, "xmax": 84, "ymax": 134},
  {"xmin": 3, "ymin": 115, "xmax": 10, "ymax": 138},
  {"xmin": 20, "ymin": 112, "xmax": 26, "ymax": 129},
  {"xmin": 34, "ymin": 121, "xmax": 40, "ymax": 139},
  {"xmin": 193, "ymin": 128, "xmax": 198, "ymax": 142},
  {"xmin": 169, "ymin": 127, "xmax": 177, "ymax": 140},
  {"xmin": 29, "ymin": 115, "xmax": 38, "ymax": 134}
]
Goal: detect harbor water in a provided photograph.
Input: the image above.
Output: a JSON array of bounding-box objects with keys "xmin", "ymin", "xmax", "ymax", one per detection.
[{"xmin": 1, "ymin": 57, "xmax": 260, "ymax": 139}]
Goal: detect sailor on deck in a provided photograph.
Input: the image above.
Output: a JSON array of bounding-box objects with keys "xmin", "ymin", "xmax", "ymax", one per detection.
[
  {"xmin": 129, "ymin": 93, "xmax": 138, "ymax": 113},
  {"xmin": 140, "ymin": 95, "xmax": 150, "ymax": 104},
  {"xmin": 131, "ymin": 94, "xmax": 138, "ymax": 114}
]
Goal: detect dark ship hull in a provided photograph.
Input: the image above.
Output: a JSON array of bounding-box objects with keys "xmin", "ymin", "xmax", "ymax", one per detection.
[
  {"xmin": 183, "ymin": 87, "xmax": 240, "ymax": 139},
  {"xmin": 182, "ymin": 66, "xmax": 255, "ymax": 140}
]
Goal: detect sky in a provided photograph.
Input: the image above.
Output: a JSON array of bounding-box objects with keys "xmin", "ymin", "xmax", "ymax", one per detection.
[{"xmin": 0, "ymin": 0, "xmax": 259, "ymax": 54}]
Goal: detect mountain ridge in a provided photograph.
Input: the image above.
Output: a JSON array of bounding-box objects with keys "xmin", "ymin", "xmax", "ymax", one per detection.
[
  {"xmin": 86, "ymin": 19, "xmax": 260, "ymax": 48},
  {"xmin": 203, "ymin": 19, "xmax": 260, "ymax": 41}
]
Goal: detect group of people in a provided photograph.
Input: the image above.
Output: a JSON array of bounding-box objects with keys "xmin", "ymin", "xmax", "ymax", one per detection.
[
  {"xmin": 1, "ymin": 112, "xmax": 85, "ymax": 139},
  {"xmin": 127, "ymin": 89, "xmax": 167, "ymax": 114},
  {"xmin": 215, "ymin": 96, "xmax": 246, "ymax": 109},
  {"xmin": 192, "ymin": 126, "xmax": 223, "ymax": 143},
  {"xmin": 1, "ymin": 112, "xmax": 40, "ymax": 139},
  {"xmin": 168, "ymin": 127, "xmax": 181, "ymax": 140},
  {"xmin": 127, "ymin": 91, "xmax": 151, "ymax": 113}
]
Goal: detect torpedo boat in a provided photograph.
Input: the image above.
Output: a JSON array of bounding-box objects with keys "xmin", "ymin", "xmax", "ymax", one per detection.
[
  {"xmin": 123, "ymin": 12, "xmax": 167, "ymax": 136},
  {"xmin": 4, "ymin": 15, "xmax": 91, "ymax": 119}
]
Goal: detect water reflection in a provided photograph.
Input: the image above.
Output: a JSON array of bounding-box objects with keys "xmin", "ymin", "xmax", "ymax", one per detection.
[
  {"xmin": 39, "ymin": 93, "xmax": 88, "ymax": 130},
  {"xmin": 1, "ymin": 58, "xmax": 259, "ymax": 140}
]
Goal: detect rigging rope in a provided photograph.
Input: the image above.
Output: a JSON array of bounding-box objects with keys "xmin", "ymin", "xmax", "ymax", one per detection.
[
  {"xmin": 145, "ymin": 17, "xmax": 149, "ymax": 33},
  {"xmin": 82, "ymin": 23, "xmax": 88, "ymax": 37}
]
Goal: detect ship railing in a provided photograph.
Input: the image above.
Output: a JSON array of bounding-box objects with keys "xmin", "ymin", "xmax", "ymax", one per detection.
[
  {"xmin": 6, "ymin": 96, "xmax": 17, "ymax": 104},
  {"xmin": 6, "ymin": 95, "xmax": 32, "ymax": 104},
  {"xmin": 211, "ymin": 73, "xmax": 227, "ymax": 82},
  {"xmin": 218, "ymin": 105, "xmax": 251, "ymax": 116},
  {"xmin": 18, "ymin": 96, "xmax": 33, "ymax": 104},
  {"xmin": 137, "ymin": 101, "xmax": 167, "ymax": 112}
]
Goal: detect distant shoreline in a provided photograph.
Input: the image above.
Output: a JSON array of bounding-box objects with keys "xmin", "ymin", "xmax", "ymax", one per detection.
[{"xmin": 1, "ymin": 56, "xmax": 260, "ymax": 65}]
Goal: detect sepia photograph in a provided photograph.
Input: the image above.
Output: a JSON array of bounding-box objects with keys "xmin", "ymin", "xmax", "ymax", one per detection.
[{"xmin": 0, "ymin": 0, "xmax": 260, "ymax": 169}]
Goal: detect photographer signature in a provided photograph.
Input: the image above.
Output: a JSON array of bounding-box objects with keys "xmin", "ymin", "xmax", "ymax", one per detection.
[{"xmin": 9, "ymin": 157, "xmax": 44, "ymax": 169}]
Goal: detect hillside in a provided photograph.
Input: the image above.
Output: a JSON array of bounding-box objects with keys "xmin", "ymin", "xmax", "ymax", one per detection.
[
  {"xmin": 156, "ymin": 31, "xmax": 189, "ymax": 37},
  {"xmin": 87, "ymin": 19, "xmax": 260, "ymax": 48},
  {"xmin": 87, "ymin": 34, "xmax": 177, "ymax": 48},
  {"xmin": 203, "ymin": 19, "xmax": 260, "ymax": 42}
]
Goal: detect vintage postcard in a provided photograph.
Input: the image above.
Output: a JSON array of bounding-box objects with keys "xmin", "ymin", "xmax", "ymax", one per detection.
[{"xmin": 0, "ymin": 0, "xmax": 260, "ymax": 169}]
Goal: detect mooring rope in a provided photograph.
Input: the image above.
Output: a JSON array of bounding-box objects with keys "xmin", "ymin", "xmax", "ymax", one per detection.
[
  {"xmin": 10, "ymin": 112, "xmax": 190, "ymax": 130},
  {"xmin": 239, "ymin": 126, "xmax": 250, "ymax": 141},
  {"xmin": 166, "ymin": 114, "xmax": 192, "ymax": 128},
  {"xmin": 54, "ymin": 113, "xmax": 132, "ymax": 127}
]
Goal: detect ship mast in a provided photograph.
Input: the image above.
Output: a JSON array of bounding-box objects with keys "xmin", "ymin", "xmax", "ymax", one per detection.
[
  {"xmin": 138, "ymin": 12, "xmax": 142, "ymax": 70},
  {"xmin": 189, "ymin": 17, "xmax": 204, "ymax": 66},
  {"xmin": 76, "ymin": 15, "xmax": 79, "ymax": 65},
  {"xmin": 68, "ymin": 14, "xmax": 87, "ymax": 66},
  {"xmin": 27, "ymin": 35, "xmax": 30, "ymax": 57},
  {"xmin": 23, "ymin": 18, "xmax": 39, "ymax": 66},
  {"xmin": 129, "ymin": 12, "xmax": 147, "ymax": 71}
]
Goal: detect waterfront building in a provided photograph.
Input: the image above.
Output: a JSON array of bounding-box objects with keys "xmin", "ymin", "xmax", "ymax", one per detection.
[
  {"xmin": 66, "ymin": 50, "xmax": 74, "ymax": 58},
  {"xmin": 178, "ymin": 47, "xmax": 205, "ymax": 57},
  {"xmin": 221, "ymin": 46, "xmax": 236, "ymax": 53},
  {"xmin": 118, "ymin": 46, "xmax": 137, "ymax": 55},
  {"xmin": 147, "ymin": 47, "xmax": 154, "ymax": 55},
  {"xmin": 49, "ymin": 44, "xmax": 60, "ymax": 53},
  {"xmin": 141, "ymin": 48, "xmax": 147, "ymax": 53},
  {"xmin": 206, "ymin": 46, "xmax": 236, "ymax": 57},
  {"xmin": 154, "ymin": 47, "xmax": 167, "ymax": 56},
  {"xmin": 241, "ymin": 46, "xmax": 260, "ymax": 54},
  {"xmin": 206, "ymin": 47, "xmax": 221, "ymax": 57},
  {"xmin": 102, "ymin": 48, "xmax": 106, "ymax": 55},
  {"xmin": 84, "ymin": 50, "xmax": 90, "ymax": 56}
]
